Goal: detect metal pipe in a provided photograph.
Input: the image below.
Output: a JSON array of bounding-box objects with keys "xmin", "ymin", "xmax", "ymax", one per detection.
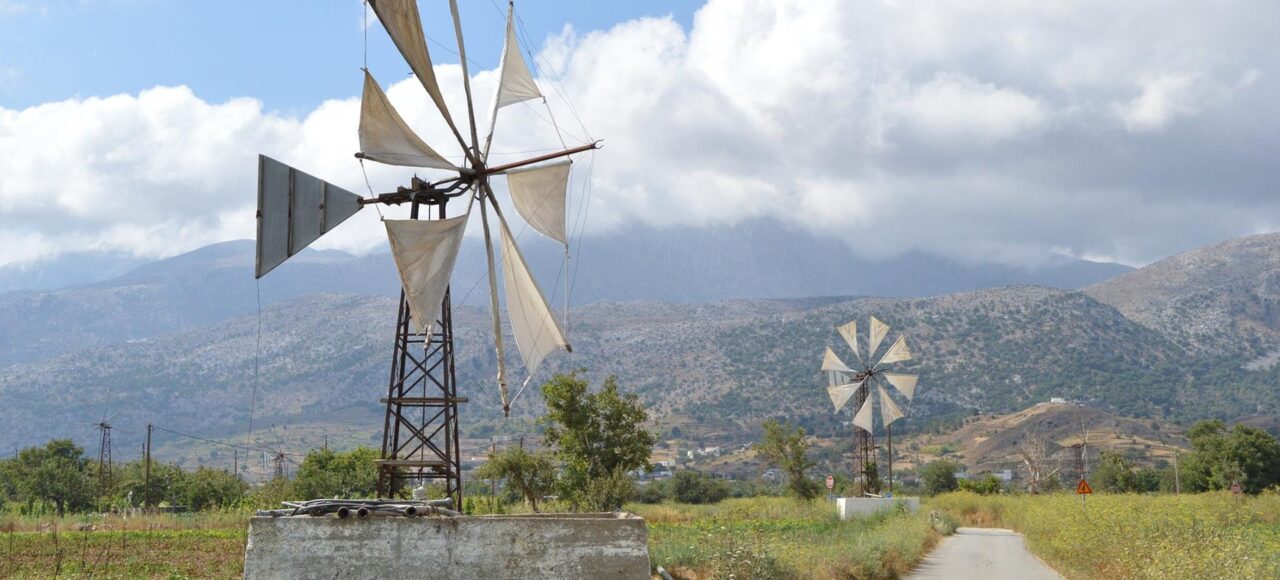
[
  {"xmin": 356, "ymin": 507, "xmax": 370, "ymax": 519},
  {"xmin": 336, "ymin": 507, "xmax": 351, "ymax": 519},
  {"xmin": 483, "ymin": 141, "xmax": 601, "ymax": 175}
]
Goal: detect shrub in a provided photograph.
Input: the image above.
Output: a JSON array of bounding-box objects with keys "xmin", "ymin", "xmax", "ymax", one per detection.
[{"xmin": 671, "ymin": 470, "xmax": 730, "ymax": 505}]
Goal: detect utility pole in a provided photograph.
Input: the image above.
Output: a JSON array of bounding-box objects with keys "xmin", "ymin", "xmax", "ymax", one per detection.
[
  {"xmin": 234, "ymin": 449, "xmax": 239, "ymax": 479},
  {"xmin": 1173, "ymin": 450, "xmax": 1181, "ymax": 494},
  {"xmin": 144, "ymin": 423, "xmax": 153, "ymax": 511},
  {"xmin": 490, "ymin": 440, "xmax": 498, "ymax": 512}
]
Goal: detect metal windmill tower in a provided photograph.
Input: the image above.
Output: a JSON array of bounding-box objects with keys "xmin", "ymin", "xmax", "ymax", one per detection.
[
  {"xmin": 95, "ymin": 421, "xmax": 114, "ymax": 496},
  {"xmin": 821, "ymin": 316, "xmax": 918, "ymax": 492},
  {"xmin": 253, "ymin": 0, "xmax": 596, "ymax": 502}
]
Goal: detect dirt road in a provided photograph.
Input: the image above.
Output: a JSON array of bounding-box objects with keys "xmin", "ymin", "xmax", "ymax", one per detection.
[{"xmin": 909, "ymin": 527, "xmax": 1062, "ymax": 580}]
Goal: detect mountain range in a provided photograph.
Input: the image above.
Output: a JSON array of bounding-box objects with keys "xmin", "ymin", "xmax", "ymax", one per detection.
[{"xmin": 3, "ymin": 223, "xmax": 1278, "ymax": 468}]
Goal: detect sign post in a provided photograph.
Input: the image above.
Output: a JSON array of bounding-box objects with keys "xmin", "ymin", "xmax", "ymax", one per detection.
[
  {"xmin": 1231, "ymin": 482, "xmax": 1242, "ymax": 496},
  {"xmin": 826, "ymin": 475, "xmax": 835, "ymax": 501},
  {"xmin": 1076, "ymin": 478, "xmax": 1092, "ymax": 513}
]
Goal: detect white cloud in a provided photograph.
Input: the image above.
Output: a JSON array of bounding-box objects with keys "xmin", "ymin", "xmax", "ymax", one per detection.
[
  {"xmin": 1, "ymin": 0, "xmax": 1277, "ymax": 269},
  {"xmin": 1115, "ymin": 73, "xmax": 1198, "ymax": 133},
  {"xmin": 893, "ymin": 73, "xmax": 1047, "ymax": 144}
]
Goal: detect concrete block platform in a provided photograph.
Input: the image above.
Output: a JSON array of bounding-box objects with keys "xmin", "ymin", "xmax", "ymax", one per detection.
[
  {"xmin": 836, "ymin": 497, "xmax": 920, "ymax": 519},
  {"xmin": 243, "ymin": 512, "xmax": 651, "ymax": 579}
]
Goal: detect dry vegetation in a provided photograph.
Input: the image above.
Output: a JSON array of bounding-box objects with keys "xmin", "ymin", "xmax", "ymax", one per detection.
[
  {"xmin": 930, "ymin": 491, "xmax": 1280, "ymax": 579},
  {"xmin": 635, "ymin": 497, "xmax": 951, "ymax": 579}
]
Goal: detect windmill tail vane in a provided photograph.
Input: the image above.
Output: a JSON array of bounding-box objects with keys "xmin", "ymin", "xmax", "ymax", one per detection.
[{"xmin": 253, "ymin": 0, "xmax": 599, "ymax": 417}]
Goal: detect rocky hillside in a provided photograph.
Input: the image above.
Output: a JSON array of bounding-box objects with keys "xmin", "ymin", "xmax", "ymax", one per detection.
[
  {"xmin": 8, "ymin": 284, "xmax": 1278, "ymax": 459},
  {"xmin": 1086, "ymin": 232, "xmax": 1280, "ymax": 358}
]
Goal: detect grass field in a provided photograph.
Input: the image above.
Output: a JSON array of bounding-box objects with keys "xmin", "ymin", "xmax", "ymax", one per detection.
[
  {"xmin": 1, "ymin": 498, "xmax": 946, "ymax": 579},
  {"xmin": 632, "ymin": 497, "xmax": 949, "ymax": 579},
  {"xmin": 1, "ymin": 513, "xmax": 248, "ymax": 578},
  {"xmin": 929, "ymin": 491, "xmax": 1280, "ymax": 579}
]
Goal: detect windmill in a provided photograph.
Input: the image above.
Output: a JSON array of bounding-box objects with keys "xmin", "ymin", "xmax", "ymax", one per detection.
[
  {"xmin": 252, "ymin": 0, "xmax": 598, "ymax": 501},
  {"xmin": 821, "ymin": 315, "xmax": 918, "ymax": 493}
]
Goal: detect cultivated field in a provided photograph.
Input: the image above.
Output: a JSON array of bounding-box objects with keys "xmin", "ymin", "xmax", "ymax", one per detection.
[
  {"xmin": 930, "ymin": 491, "xmax": 1280, "ymax": 579},
  {"xmin": 634, "ymin": 497, "xmax": 949, "ymax": 579},
  {"xmin": 0, "ymin": 498, "xmax": 948, "ymax": 579},
  {"xmin": 0, "ymin": 512, "xmax": 247, "ymax": 578}
]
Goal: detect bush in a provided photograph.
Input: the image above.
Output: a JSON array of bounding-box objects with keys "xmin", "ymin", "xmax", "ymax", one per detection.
[
  {"xmin": 671, "ymin": 470, "xmax": 730, "ymax": 505},
  {"xmin": 922, "ymin": 460, "xmax": 960, "ymax": 495},
  {"xmin": 958, "ymin": 474, "xmax": 1002, "ymax": 496},
  {"xmin": 631, "ymin": 480, "xmax": 670, "ymax": 504}
]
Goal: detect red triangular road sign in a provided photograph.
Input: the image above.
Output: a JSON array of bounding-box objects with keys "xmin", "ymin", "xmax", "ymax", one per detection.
[{"xmin": 1076, "ymin": 479, "xmax": 1093, "ymax": 494}]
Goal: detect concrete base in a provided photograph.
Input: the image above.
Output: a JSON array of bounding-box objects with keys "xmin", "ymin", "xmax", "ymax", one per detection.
[
  {"xmin": 836, "ymin": 497, "xmax": 920, "ymax": 519},
  {"xmin": 243, "ymin": 512, "xmax": 651, "ymax": 579}
]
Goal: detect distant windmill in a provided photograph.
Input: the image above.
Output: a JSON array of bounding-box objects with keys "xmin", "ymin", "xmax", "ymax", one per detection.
[
  {"xmin": 821, "ymin": 316, "xmax": 918, "ymax": 493},
  {"xmin": 252, "ymin": 0, "xmax": 598, "ymax": 501}
]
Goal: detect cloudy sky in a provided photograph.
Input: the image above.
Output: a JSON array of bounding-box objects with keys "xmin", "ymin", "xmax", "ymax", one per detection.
[{"xmin": 1, "ymin": 0, "xmax": 1276, "ymax": 269}]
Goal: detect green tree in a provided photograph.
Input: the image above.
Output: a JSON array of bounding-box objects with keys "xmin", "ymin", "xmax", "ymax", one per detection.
[
  {"xmin": 173, "ymin": 467, "xmax": 248, "ymax": 510},
  {"xmin": 113, "ymin": 460, "xmax": 185, "ymax": 508},
  {"xmin": 541, "ymin": 372, "xmax": 655, "ymax": 510},
  {"xmin": 1181, "ymin": 420, "xmax": 1280, "ymax": 493},
  {"xmin": 293, "ymin": 447, "xmax": 380, "ymax": 499},
  {"xmin": 10, "ymin": 440, "xmax": 94, "ymax": 515},
  {"xmin": 474, "ymin": 447, "xmax": 558, "ymax": 512},
  {"xmin": 670, "ymin": 470, "xmax": 730, "ymax": 504},
  {"xmin": 921, "ymin": 460, "xmax": 960, "ymax": 495},
  {"xmin": 1093, "ymin": 451, "xmax": 1141, "ymax": 493},
  {"xmin": 756, "ymin": 419, "xmax": 819, "ymax": 500}
]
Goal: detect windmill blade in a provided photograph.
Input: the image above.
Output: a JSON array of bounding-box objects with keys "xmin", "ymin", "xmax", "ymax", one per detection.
[
  {"xmin": 497, "ymin": 200, "xmax": 570, "ymax": 393},
  {"xmin": 877, "ymin": 335, "xmax": 912, "ymax": 366},
  {"xmin": 483, "ymin": 2, "xmax": 544, "ymax": 158},
  {"xmin": 256, "ymin": 155, "xmax": 363, "ymax": 279},
  {"xmin": 852, "ymin": 394, "xmax": 875, "ymax": 434},
  {"xmin": 383, "ymin": 213, "xmax": 471, "ymax": 335},
  {"xmin": 868, "ymin": 315, "xmax": 890, "ymax": 359},
  {"xmin": 877, "ymin": 383, "xmax": 905, "ymax": 427},
  {"xmin": 447, "ymin": 0, "xmax": 481, "ymax": 152},
  {"xmin": 882, "ymin": 372, "xmax": 918, "ymax": 400},
  {"xmin": 826, "ymin": 381, "xmax": 862, "ymax": 412},
  {"xmin": 821, "ymin": 347, "xmax": 853, "ymax": 373},
  {"xmin": 493, "ymin": 8, "xmax": 542, "ymax": 108},
  {"xmin": 504, "ymin": 160, "xmax": 571, "ymax": 246},
  {"xmin": 836, "ymin": 320, "xmax": 863, "ymax": 364},
  {"xmin": 358, "ymin": 70, "xmax": 456, "ymax": 170},
  {"xmin": 367, "ymin": 0, "xmax": 469, "ymax": 155},
  {"xmin": 478, "ymin": 192, "xmax": 510, "ymax": 411}
]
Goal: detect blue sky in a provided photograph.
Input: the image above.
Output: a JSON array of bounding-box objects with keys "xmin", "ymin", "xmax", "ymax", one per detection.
[
  {"xmin": 0, "ymin": 0, "xmax": 1276, "ymax": 269},
  {"xmin": 0, "ymin": 0, "xmax": 696, "ymax": 112}
]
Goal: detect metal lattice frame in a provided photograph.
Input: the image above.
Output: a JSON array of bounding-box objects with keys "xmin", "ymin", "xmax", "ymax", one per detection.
[{"xmin": 376, "ymin": 197, "xmax": 465, "ymax": 501}]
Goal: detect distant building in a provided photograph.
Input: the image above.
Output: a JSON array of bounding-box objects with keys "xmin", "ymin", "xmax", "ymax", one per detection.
[
  {"xmin": 1050, "ymin": 397, "xmax": 1067, "ymax": 404},
  {"xmin": 995, "ymin": 469, "xmax": 1014, "ymax": 482}
]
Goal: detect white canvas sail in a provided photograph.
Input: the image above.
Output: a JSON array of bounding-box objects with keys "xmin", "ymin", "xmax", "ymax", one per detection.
[
  {"xmin": 868, "ymin": 316, "xmax": 889, "ymax": 358},
  {"xmin": 359, "ymin": 71, "xmax": 455, "ymax": 170},
  {"xmin": 882, "ymin": 372, "xmax": 918, "ymax": 400},
  {"xmin": 499, "ymin": 211, "xmax": 569, "ymax": 385},
  {"xmin": 852, "ymin": 395, "xmax": 875, "ymax": 433},
  {"xmin": 878, "ymin": 335, "xmax": 912, "ymax": 365},
  {"xmin": 505, "ymin": 161, "xmax": 570, "ymax": 245},
  {"xmin": 837, "ymin": 320, "xmax": 859, "ymax": 361},
  {"xmin": 878, "ymin": 384, "xmax": 905, "ymax": 427},
  {"xmin": 368, "ymin": 0, "xmax": 462, "ymax": 144},
  {"xmin": 495, "ymin": 10, "xmax": 543, "ymax": 109},
  {"xmin": 821, "ymin": 346, "xmax": 852, "ymax": 373},
  {"xmin": 826, "ymin": 381, "xmax": 861, "ymax": 412},
  {"xmin": 384, "ymin": 214, "xmax": 470, "ymax": 335}
]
